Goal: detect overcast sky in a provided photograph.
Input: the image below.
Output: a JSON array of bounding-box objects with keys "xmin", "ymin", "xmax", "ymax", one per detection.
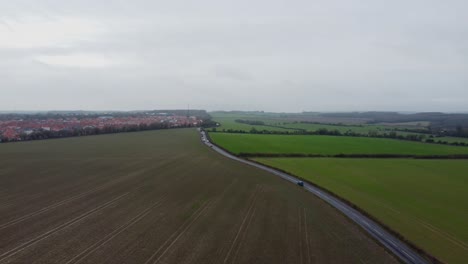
[{"xmin": 1, "ymin": 0, "xmax": 467, "ymax": 112}]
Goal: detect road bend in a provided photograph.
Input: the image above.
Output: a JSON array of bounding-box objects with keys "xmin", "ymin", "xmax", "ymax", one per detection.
[{"xmin": 199, "ymin": 129, "xmax": 429, "ymax": 264}]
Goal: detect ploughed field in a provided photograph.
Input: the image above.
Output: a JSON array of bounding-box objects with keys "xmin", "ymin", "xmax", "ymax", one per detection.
[
  {"xmin": 210, "ymin": 133, "xmax": 468, "ymax": 156},
  {"xmin": 0, "ymin": 129, "xmax": 397, "ymax": 263},
  {"xmin": 254, "ymin": 158, "xmax": 468, "ymax": 264}
]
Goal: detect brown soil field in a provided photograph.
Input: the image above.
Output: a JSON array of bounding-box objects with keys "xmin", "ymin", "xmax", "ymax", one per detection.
[{"xmin": 0, "ymin": 129, "xmax": 397, "ymax": 263}]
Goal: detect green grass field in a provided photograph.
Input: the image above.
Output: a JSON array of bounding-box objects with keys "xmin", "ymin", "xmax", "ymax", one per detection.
[
  {"xmin": 208, "ymin": 115, "xmax": 293, "ymax": 132},
  {"xmin": 209, "ymin": 112, "xmax": 388, "ymax": 133},
  {"xmin": 253, "ymin": 158, "xmax": 468, "ymax": 263},
  {"xmin": 209, "ymin": 112, "xmax": 433, "ymax": 137},
  {"xmin": 271, "ymin": 122, "xmax": 384, "ymax": 133},
  {"xmin": 435, "ymin": 137, "xmax": 468, "ymax": 144},
  {"xmin": 210, "ymin": 133, "xmax": 468, "ymax": 155}
]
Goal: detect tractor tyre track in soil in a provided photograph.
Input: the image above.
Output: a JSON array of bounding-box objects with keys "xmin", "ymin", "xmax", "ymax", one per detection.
[{"xmin": 0, "ymin": 193, "xmax": 129, "ymax": 263}]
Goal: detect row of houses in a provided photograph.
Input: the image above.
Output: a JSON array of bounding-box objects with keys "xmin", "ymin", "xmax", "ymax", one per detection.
[{"xmin": 0, "ymin": 115, "xmax": 202, "ymax": 141}]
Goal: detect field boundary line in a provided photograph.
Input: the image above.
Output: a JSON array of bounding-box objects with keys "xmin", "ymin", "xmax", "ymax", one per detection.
[
  {"xmin": 230, "ymin": 201, "xmax": 259, "ymax": 264},
  {"xmin": 143, "ymin": 200, "xmax": 212, "ymax": 264},
  {"xmin": 298, "ymin": 208, "xmax": 303, "ymax": 264},
  {"xmin": 66, "ymin": 197, "xmax": 167, "ymax": 264},
  {"xmin": 146, "ymin": 179, "xmax": 238, "ymax": 264},
  {"xmin": 372, "ymin": 198, "xmax": 468, "ymax": 251},
  {"xmin": 0, "ymin": 183, "xmax": 112, "ymax": 230},
  {"xmin": 223, "ymin": 185, "xmax": 262, "ymax": 264},
  {"xmin": 0, "ymin": 169, "xmax": 146, "ymax": 230},
  {"xmin": 0, "ymin": 192, "xmax": 129, "ymax": 263},
  {"xmin": 0, "ymin": 159, "xmax": 143, "ymax": 211},
  {"xmin": 420, "ymin": 222, "xmax": 468, "ymax": 251},
  {"xmin": 303, "ymin": 208, "xmax": 311, "ymax": 264},
  {"xmin": 151, "ymin": 201, "xmax": 214, "ymax": 264}
]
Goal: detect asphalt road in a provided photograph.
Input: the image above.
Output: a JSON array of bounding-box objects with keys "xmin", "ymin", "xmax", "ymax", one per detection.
[{"xmin": 200, "ymin": 130, "xmax": 429, "ymax": 264}]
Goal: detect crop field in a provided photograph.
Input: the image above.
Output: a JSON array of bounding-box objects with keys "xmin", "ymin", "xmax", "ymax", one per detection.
[
  {"xmin": 210, "ymin": 133, "xmax": 468, "ymax": 156},
  {"xmin": 210, "ymin": 112, "xmax": 373, "ymax": 125},
  {"xmin": 208, "ymin": 113, "xmax": 376, "ymax": 133},
  {"xmin": 208, "ymin": 115, "xmax": 293, "ymax": 132},
  {"xmin": 0, "ymin": 129, "xmax": 397, "ymax": 263},
  {"xmin": 376, "ymin": 121, "xmax": 431, "ymax": 128},
  {"xmin": 209, "ymin": 112, "xmax": 433, "ymax": 137},
  {"xmin": 268, "ymin": 122, "xmax": 383, "ymax": 133},
  {"xmin": 436, "ymin": 136, "xmax": 468, "ymax": 144},
  {"xmin": 267, "ymin": 122, "xmax": 419, "ymax": 136},
  {"xmin": 253, "ymin": 158, "xmax": 468, "ymax": 263}
]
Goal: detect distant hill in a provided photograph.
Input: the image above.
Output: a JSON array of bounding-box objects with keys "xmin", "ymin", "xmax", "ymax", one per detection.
[
  {"xmin": 320, "ymin": 112, "xmax": 468, "ymax": 130},
  {"xmin": 0, "ymin": 109, "xmax": 211, "ymax": 120}
]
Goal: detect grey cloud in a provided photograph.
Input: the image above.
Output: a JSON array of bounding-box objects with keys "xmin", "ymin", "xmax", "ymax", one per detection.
[
  {"xmin": 1, "ymin": 0, "xmax": 468, "ymax": 112},
  {"xmin": 214, "ymin": 67, "xmax": 254, "ymax": 81}
]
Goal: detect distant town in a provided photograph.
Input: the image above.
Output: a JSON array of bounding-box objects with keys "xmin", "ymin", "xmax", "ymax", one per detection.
[{"xmin": 0, "ymin": 110, "xmax": 207, "ymax": 142}]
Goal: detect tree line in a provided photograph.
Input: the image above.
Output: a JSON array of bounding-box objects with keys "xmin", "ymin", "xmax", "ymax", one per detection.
[
  {"xmin": 234, "ymin": 119, "xmax": 266, "ymax": 125},
  {"xmin": 0, "ymin": 122, "xmax": 196, "ymax": 143},
  {"xmin": 239, "ymin": 152, "xmax": 468, "ymax": 159}
]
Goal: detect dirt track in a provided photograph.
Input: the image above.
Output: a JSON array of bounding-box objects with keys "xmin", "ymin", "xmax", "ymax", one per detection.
[{"xmin": 0, "ymin": 129, "xmax": 397, "ymax": 263}]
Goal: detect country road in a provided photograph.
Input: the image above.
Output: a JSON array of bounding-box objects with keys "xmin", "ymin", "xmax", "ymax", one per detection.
[{"xmin": 200, "ymin": 129, "xmax": 429, "ymax": 264}]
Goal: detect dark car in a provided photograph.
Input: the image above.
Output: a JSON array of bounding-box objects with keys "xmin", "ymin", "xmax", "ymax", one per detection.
[{"xmin": 297, "ymin": 181, "xmax": 304, "ymax": 187}]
